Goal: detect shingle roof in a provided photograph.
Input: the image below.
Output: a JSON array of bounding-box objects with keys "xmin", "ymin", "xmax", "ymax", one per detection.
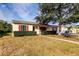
[
  {"xmin": 12, "ymin": 20, "xmax": 38, "ymax": 25},
  {"xmin": 12, "ymin": 20, "xmax": 58, "ymax": 27}
]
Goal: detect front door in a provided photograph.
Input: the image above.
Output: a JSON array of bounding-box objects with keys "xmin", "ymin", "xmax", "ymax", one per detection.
[{"xmin": 40, "ymin": 27, "xmax": 47, "ymax": 34}]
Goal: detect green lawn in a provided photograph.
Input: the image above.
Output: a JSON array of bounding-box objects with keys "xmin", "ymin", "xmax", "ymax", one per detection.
[{"xmin": 0, "ymin": 35, "xmax": 79, "ymax": 56}]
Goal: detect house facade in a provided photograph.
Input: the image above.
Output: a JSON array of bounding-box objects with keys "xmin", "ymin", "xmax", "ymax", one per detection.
[
  {"xmin": 69, "ymin": 26, "xmax": 79, "ymax": 34},
  {"xmin": 12, "ymin": 20, "xmax": 58, "ymax": 36},
  {"xmin": 60, "ymin": 25, "xmax": 79, "ymax": 34},
  {"xmin": 12, "ymin": 20, "xmax": 79, "ymax": 36}
]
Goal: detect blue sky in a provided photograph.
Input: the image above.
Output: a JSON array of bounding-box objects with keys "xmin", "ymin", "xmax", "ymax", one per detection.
[
  {"xmin": 0, "ymin": 3, "xmax": 39, "ymax": 22},
  {"xmin": 0, "ymin": 3, "xmax": 79, "ymax": 25}
]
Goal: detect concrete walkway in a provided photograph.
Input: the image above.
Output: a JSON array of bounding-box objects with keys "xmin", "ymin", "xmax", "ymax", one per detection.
[{"xmin": 41, "ymin": 35, "xmax": 79, "ymax": 45}]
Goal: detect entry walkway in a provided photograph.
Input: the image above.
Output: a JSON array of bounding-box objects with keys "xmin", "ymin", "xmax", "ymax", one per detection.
[{"xmin": 41, "ymin": 35, "xmax": 79, "ymax": 45}]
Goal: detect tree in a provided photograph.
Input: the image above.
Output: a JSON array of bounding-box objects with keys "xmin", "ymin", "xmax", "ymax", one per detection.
[
  {"xmin": 0, "ymin": 20, "xmax": 12, "ymax": 36},
  {"xmin": 3, "ymin": 22, "xmax": 12, "ymax": 33},
  {"xmin": 0, "ymin": 20, "xmax": 5, "ymax": 30},
  {"xmin": 66, "ymin": 4, "xmax": 79, "ymax": 23},
  {"xmin": 35, "ymin": 3, "xmax": 79, "ymax": 34}
]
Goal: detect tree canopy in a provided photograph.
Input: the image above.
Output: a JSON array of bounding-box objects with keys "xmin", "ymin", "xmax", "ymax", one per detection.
[
  {"xmin": 0, "ymin": 20, "xmax": 12, "ymax": 33},
  {"xmin": 35, "ymin": 3, "xmax": 79, "ymax": 25}
]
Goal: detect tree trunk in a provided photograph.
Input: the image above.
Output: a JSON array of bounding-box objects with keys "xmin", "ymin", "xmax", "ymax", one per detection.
[{"xmin": 58, "ymin": 24, "xmax": 62, "ymax": 35}]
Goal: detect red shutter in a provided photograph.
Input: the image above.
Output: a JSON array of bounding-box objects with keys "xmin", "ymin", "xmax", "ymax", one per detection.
[
  {"xmin": 19, "ymin": 24, "xmax": 22, "ymax": 31},
  {"xmin": 26, "ymin": 25, "xmax": 29, "ymax": 31}
]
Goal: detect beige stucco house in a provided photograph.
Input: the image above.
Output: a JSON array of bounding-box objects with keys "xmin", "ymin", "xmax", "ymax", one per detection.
[
  {"xmin": 12, "ymin": 20, "xmax": 79, "ymax": 36},
  {"xmin": 12, "ymin": 20, "xmax": 58, "ymax": 36}
]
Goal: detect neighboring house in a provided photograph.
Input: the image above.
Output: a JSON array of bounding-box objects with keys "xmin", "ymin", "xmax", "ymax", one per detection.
[
  {"xmin": 12, "ymin": 20, "xmax": 58, "ymax": 36},
  {"xmin": 60, "ymin": 25, "xmax": 79, "ymax": 34},
  {"xmin": 70, "ymin": 26, "xmax": 79, "ymax": 34}
]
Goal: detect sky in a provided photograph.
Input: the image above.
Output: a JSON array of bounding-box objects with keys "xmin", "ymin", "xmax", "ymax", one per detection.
[
  {"xmin": 0, "ymin": 3, "xmax": 79, "ymax": 25},
  {"xmin": 0, "ymin": 3, "xmax": 40, "ymax": 22}
]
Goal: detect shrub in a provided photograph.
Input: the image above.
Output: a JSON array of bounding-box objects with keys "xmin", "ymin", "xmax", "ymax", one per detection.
[
  {"xmin": 42, "ymin": 31, "xmax": 57, "ymax": 35},
  {"xmin": 0, "ymin": 30, "xmax": 4, "ymax": 37},
  {"xmin": 14, "ymin": 31, "xmax": 37, "ymax": 36}
]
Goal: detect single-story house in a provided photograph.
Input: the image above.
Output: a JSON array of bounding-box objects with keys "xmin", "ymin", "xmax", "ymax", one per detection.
[
  {"xmin": 12, "ymin": 20, "xmax": 58, "ymax": 36},
  {"xmin": 12, "ymin": 20, "xmax": 79, "ymax": 36}
]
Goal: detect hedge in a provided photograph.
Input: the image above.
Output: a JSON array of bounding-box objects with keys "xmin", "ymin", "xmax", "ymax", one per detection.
[
  {"xmin": 41, "ymin": 31, "xmax": 57, "ymax": 35},
  {"xmin": 14, "ymin": 31, "xmax": 37, "ymax": 36}
]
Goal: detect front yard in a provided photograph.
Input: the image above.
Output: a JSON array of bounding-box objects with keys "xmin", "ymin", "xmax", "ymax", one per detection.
[
  {"xmin": 0, "ymin": 34, "xmax": 79, "ymax": 56},
  {"xmin": 47, "ymin": 34, "xmax": 79, "ymax": 42}
]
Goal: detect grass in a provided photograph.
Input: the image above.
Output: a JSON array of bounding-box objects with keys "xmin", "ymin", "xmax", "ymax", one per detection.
[
  {"xmin": 47, "ymin": 34, "xmax": 79, "ymax": 42},
  {"xmin": 0, "ymin": 34, "xmax": 79, "ymax": 56}
]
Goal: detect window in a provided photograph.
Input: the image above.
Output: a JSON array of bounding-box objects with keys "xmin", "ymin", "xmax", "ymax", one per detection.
[
  {"xmin": 22, "ymin": 25, "xmax": 26, "ymax": 31},
  {"xmin": 18, "ymin": 24, "xmax": 22, "ymax": 31},
  {"xmin": 26, "ymin": 25, "xmax": 29, "ymax": 31},
  {"xmin": 19, "ymin": 24, "xmax": 27, "ymax": 31}
]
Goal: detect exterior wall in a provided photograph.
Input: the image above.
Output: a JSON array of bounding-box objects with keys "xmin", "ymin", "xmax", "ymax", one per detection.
[
  {"xmin": 61, "ymin": 25, "xmax": 67, "ymax": 33},
  {"xmin": 12, "ymin": 23, "xmax": 59, "ymax": 35},
  {"xmin": 73, "ymin": 29, "xmax": 76, "ymax": 33},
  {"xmin": 46, "ymin": 27, "xmax": 52, "ymax": 31},
  {"xmin": 60, "ymin": 26, "xmax": 79, "ymax": 34},
  {"xmin": 12, "ymin": 23, "xmax": 19, "ymax": 31},
  {"xmin": 34, "ymin": 26, "xmax": 58, "ymax": 34},
  {"xmin": 57, "ymin": 25, "xmax": 67, "ymax": 34},
  {"xmin": 12, "ymin": 23, "xmax": 34, "ymax": 36},
  {"xmin": 71, "ymin": 28, "xmax": 77, "ymax": 34},
  {"xmin": 77, "ymin": 29, "xmax": 79, "ymax": 33},
  {"xmin": 57, "ymin": 26, "xmax": 59, "ymax": 34},
  {"xmin": 57, "ymin": 25, "xmax": 79, "ymax": 34},
  {"xmin": 35, "ymin": 26, "xmax": 41, "ymax": 34},
  {"xmin": 28, "ymin": 25, "xmax": 33, "ymax": 31},
  {"xmin": 12, "ymin": 23, "xmax": 33, "ymax": 31},
  {"xmin": 11, "ymin": 23, "xmax": 17, "ymax": 37}
]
